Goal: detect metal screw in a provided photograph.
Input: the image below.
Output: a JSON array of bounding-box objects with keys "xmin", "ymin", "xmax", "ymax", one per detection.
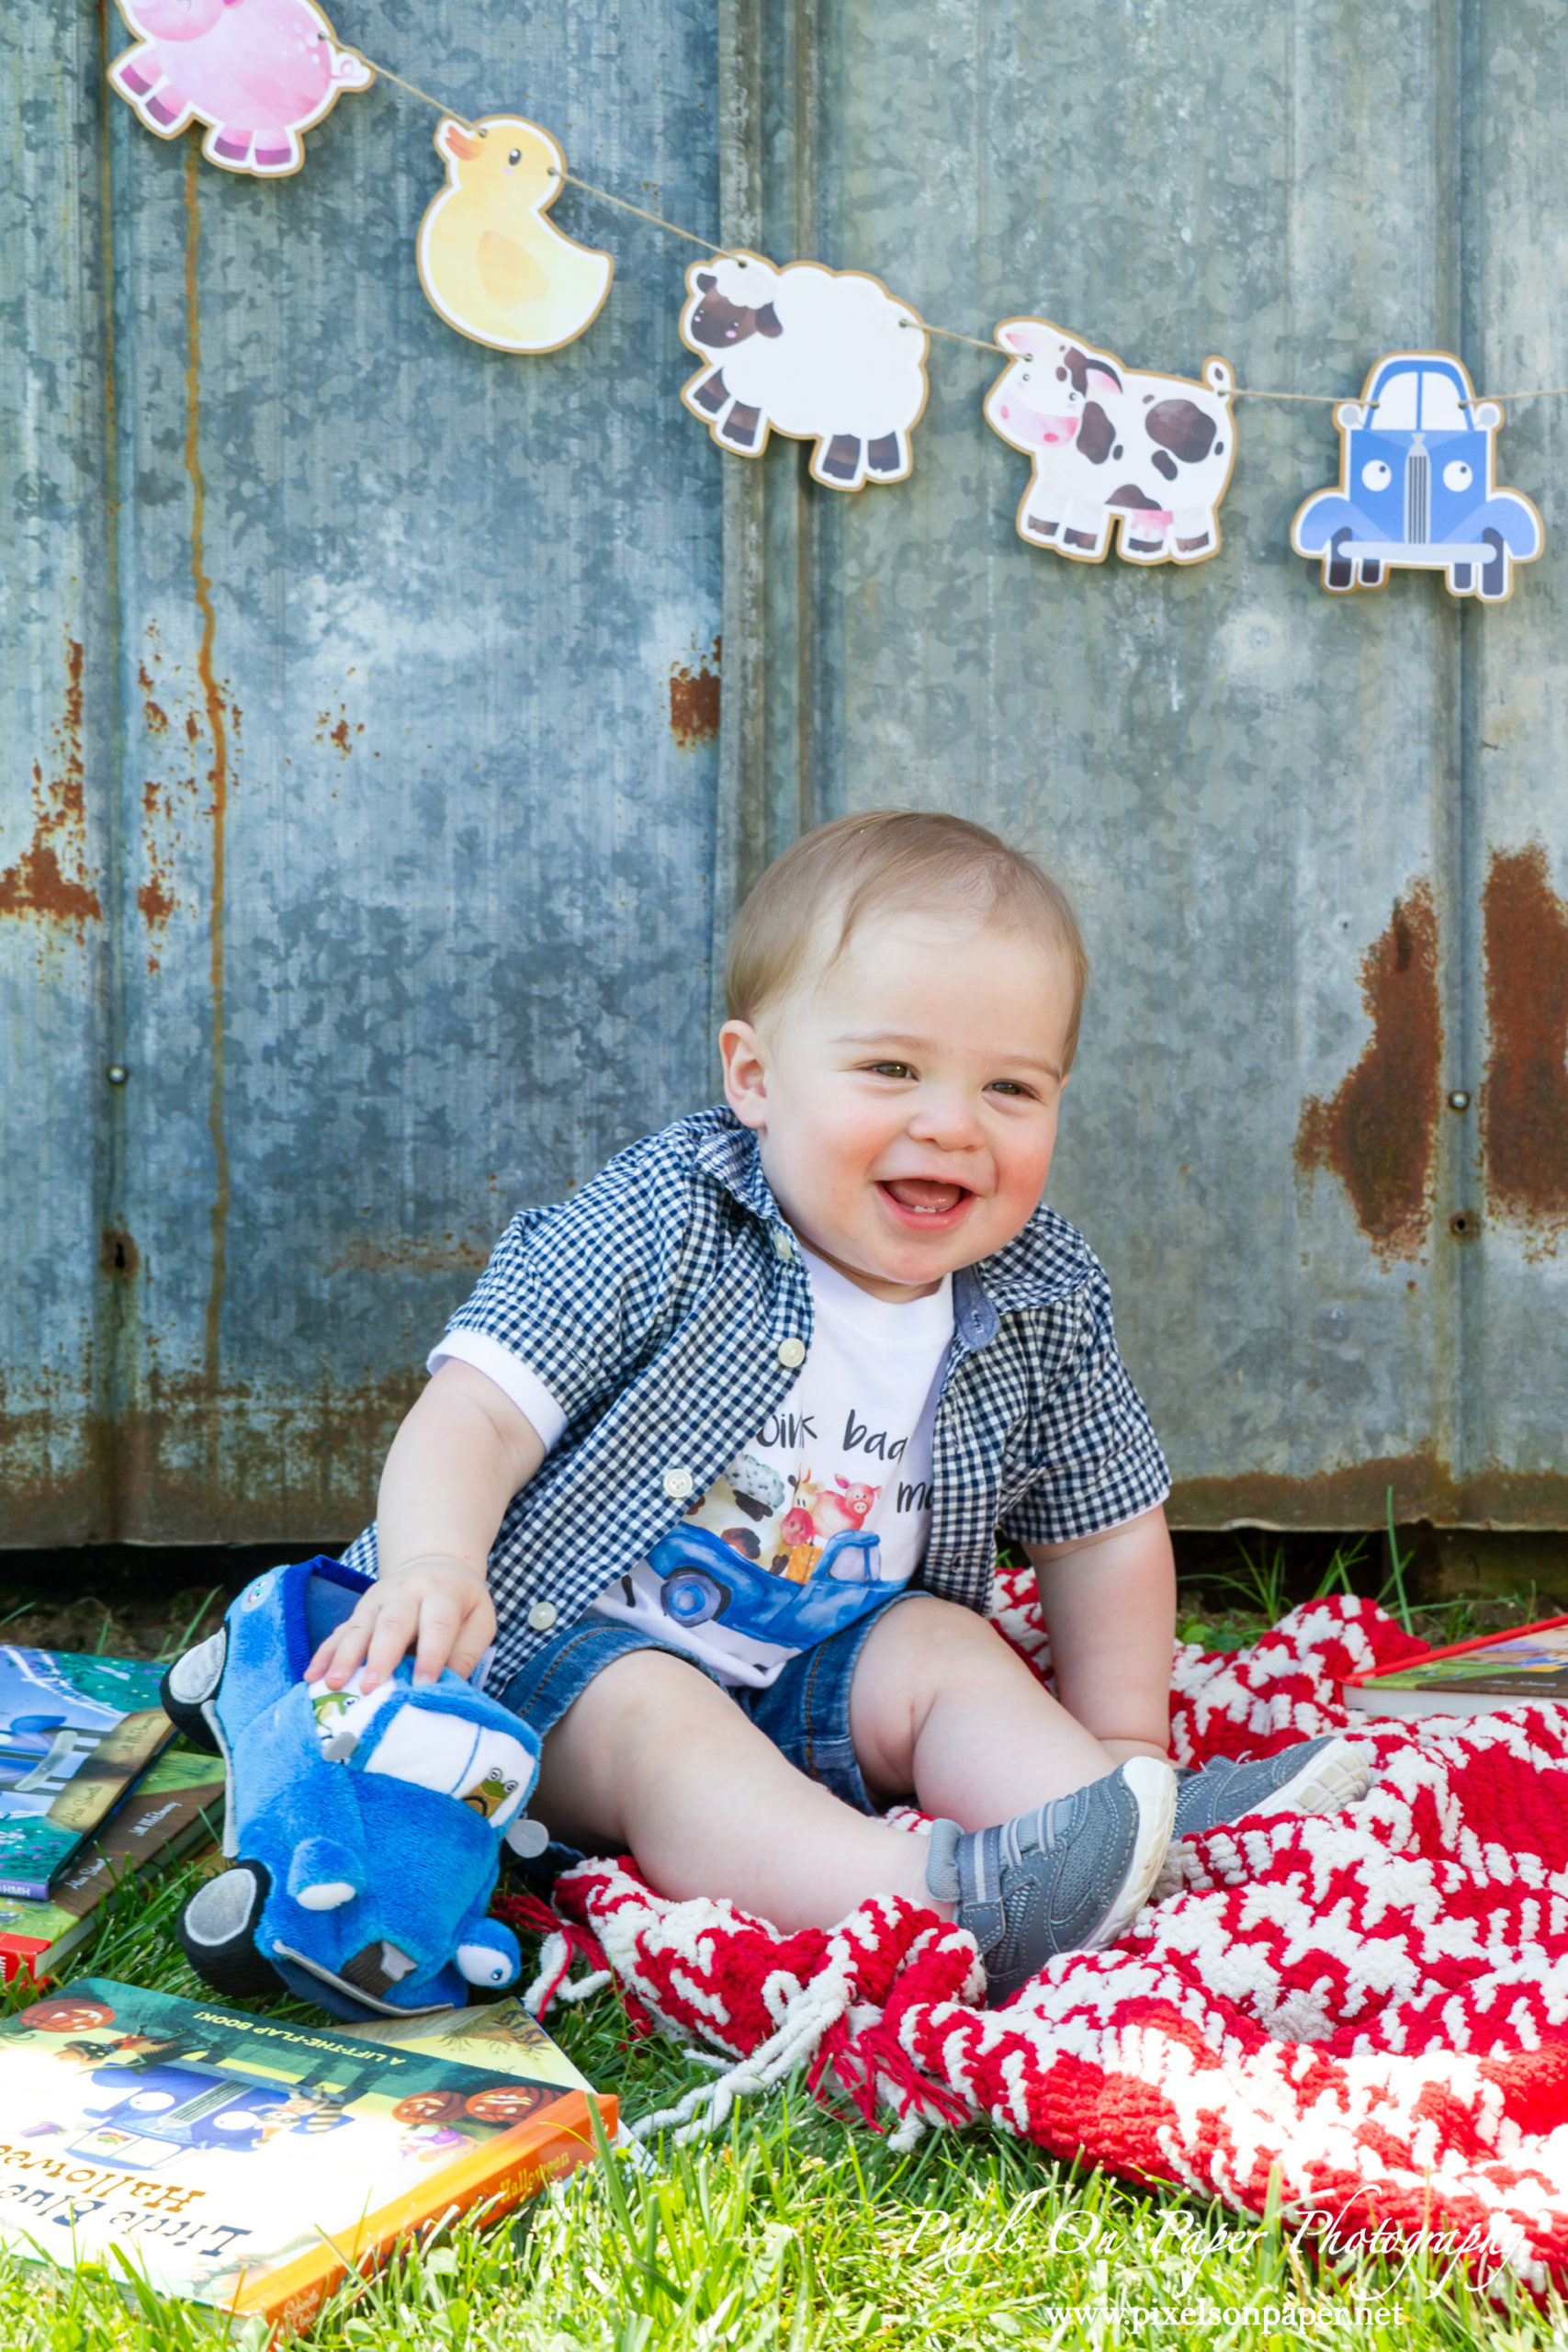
[
  {"xmin": 106, "ymin": 1064, "xmax": 129, "ymax": 1086},
  {"xmin": 1449, "ymin": 1210, "xmax": 1478, "ymax": 1238},
  {"xmin": 1447, "ymin": 1089, "xmax": 1472, "ymax": 1111}
]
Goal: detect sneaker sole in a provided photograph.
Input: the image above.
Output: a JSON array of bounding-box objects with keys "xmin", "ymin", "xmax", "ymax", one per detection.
[
  {"xmin": 1081, "ymin": 1757, "xmax": 1178, "ymax": 1951},
  {"xmin": 1250, "ymin": 1736, "xmax": 1371, "ymax": 1822}
]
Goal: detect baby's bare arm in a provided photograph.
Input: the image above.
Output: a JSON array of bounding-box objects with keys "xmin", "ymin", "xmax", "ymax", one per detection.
[
  {"xmin": 307, "ymin": 1359, "xmax": 547, "ymax": 1692},
  {"xmin": 1024, "ymin": 1506, "xmax": 1176, "ymax": 1762}
]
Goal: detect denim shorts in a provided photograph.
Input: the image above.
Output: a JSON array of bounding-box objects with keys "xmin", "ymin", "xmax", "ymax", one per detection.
[{"xmin": 499, "ymin": 1589, "xmax": 919, "ymax": 1815}]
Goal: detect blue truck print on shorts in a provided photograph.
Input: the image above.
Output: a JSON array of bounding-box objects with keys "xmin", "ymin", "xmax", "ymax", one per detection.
[{"xmin": 1292, "ymin": 352, "xmax": 1542, "ymax": 601}]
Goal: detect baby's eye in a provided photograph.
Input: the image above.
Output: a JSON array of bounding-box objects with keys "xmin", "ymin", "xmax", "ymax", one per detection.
[
  {"xmin": 866, "ymin": 1061, "xmax": 913, "ymax": 1080},
  {"xmin": 986, "ymin": 1079, "xmax": 1036, "ymax": 1098}
]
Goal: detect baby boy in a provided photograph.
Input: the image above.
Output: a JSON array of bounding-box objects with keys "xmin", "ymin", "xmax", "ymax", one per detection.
[{"xmin": 311, "ymin": 811, "xmax": 1366, "ymax": 2004}]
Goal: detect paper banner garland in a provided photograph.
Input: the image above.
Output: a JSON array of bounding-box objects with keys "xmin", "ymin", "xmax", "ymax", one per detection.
[
  {"xmin": 679, "ymin": 255, "xmax": 930, "ymax": 490},
  {"xmin": 102, "ymin": 12, "xmax": 1554, "ymax": 604},
  {"xmin": 1292, "ymin": 352, "xmax": 1543, "ymax": 600},
  {"xmin": 109, "ymin": 0, "xmax": 372, "ymax": 177},
  {"xmin": 417, "ymin": 118, "xmax": 614, "ymax": 355},
  {"xmin": 984, "ymin": 320, "xmax": 1236, "ymax": 564}
]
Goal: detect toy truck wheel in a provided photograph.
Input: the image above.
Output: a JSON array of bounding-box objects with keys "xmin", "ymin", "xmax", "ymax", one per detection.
[
  {"xmin": 177, "ymin": 1861, "xmax": 285, "ymax": 1998},
  {"xmin": 1482, "ymin": 527, "xmax": 1508, "ymax": 599},
  {"xmin": 1326, "ymin": 529, "xmax": 1354, "ymax": 590},
  {"xmin": 661, "ymin": 1569, "xmax": 726, "ymax": 1627},
  {"xmin": 159, "ymin": 1625, "xmax": 229, "ymax": 1755}
]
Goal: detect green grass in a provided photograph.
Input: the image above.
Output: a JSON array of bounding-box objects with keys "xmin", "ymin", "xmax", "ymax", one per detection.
[{"xmin": 5, "ymin": 1560, "xmax": 1567, "ymax": 2350}]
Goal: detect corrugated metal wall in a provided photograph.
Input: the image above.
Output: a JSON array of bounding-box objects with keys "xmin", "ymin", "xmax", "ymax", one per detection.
[{"xmin": 4, "ymin": 0, "xmax": 1565, "ymax": 1543}]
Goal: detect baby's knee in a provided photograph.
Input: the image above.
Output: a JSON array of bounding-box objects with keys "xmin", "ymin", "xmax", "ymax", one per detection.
[
  {"xmin": 870, "ymin": 1592, "xmax": 996, "ymax": 1662},
  {"xmin": 552, "ymin": 1643, "xmax": 722, "ymax": 1753}
]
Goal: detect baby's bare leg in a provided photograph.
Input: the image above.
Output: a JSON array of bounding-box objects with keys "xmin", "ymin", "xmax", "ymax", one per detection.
[
  {"xmin": 849, "ymin": 1594, "xmax": 1120, "ymax": 1826},
  {"xmin": 534, "ymin": 1648, "xmax": 937, "ymax": 1932}
]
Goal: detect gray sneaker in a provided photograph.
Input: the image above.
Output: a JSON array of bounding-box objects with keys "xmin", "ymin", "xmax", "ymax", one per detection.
[
  {"xmin": 926, "ymin": 1757, "xmax": 1176, "ymax": 2008},
  {"xmin": 1170, "ymin": 1735, "xmax": 1370, "ymax": 1839},
  {"xmin": 1154, "ymin": 1736, "xmax": 1370, "ymax": 1900}
]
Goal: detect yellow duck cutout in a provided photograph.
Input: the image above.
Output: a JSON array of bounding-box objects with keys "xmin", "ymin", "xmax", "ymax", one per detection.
[{"xmin": 417, "ymin": 115, "xmax": 613, "ymax": 355}]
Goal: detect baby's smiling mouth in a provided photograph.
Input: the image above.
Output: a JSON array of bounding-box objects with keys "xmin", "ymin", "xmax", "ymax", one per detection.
[{"xmin": 880, "ymin": 1178, "xmax": 970, "ymax": 1216}]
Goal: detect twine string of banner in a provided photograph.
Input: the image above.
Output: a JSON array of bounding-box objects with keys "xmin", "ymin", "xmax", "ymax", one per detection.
[{"xmin": 363, "ymin": 51, "xmax": 1564, "ymax": 407}]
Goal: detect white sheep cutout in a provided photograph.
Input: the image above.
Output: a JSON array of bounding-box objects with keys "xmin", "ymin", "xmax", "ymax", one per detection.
[{"xmin": 679, "ymin": 254, "xmax": 930, "ymax": 491}]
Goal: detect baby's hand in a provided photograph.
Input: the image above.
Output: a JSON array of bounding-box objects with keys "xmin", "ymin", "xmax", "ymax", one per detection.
[{"xmin": 305, "ymin": 1555, "xmax": 497, "ymax": 1693}]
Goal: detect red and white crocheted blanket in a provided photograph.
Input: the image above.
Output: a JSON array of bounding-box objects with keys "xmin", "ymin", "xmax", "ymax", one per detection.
[{"xmin": 502, "ymin": 1581, "xmax": 1568, "ymax": 2289}]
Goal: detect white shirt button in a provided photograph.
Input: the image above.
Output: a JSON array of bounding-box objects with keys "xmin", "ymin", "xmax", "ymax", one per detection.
[
  {"xmin": 526, "ymin": 1600, "xmax": 558, "ymax": 1633},
  {"xmin": 777, "ymin": 1336, "xmax": 807, "ymax": 1369},
  {"xmin": 773, "ymin": 1228, "xmax": 794, "ymax": 1260},
  {"xmin": 661, "ymin": 1465, "xmax": 694, "ymax": 1499}
]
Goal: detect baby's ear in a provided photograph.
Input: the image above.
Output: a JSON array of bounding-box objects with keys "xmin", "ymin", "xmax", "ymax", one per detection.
[{"xmin": 717, "ymin": 1018, "xmax": 770, "ymax": 1129}]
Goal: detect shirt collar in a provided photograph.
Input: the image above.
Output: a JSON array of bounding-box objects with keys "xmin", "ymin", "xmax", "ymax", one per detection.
[{"xmin": 692, "ymin": 1105, "xmax": 1095, "ymax": 1317}]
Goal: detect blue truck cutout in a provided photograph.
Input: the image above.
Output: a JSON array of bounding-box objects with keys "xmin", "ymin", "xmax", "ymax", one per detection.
[{"xmin": 1292, "ymin": 352, "xmax": 1541, "ymax": 601}]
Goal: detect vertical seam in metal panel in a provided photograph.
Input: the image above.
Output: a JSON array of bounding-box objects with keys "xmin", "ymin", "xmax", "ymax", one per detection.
[
  {"xmin": 1454, "ymin": 0, "xmax": 1483, "ymax": 1510},
  {"xmin": 182, "ymin": 141, "xmax": 231, "ymax": 1394},
  {"xmin": 711, "ymin": 0, "xmax": 767, "ymax": 1043},
  {"xmin": 93, "ymin": 0, "xmax": 130, "ymax": 1509}
]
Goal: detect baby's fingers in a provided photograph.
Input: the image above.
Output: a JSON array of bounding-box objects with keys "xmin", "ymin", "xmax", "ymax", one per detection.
[
  {"xmin": 306, "ymin": 1611, "xmax": 376, "ymax": 1688},
  {"xmin": 445, "ymin": 1589, "xmax": 499, "ymax": 1684}
]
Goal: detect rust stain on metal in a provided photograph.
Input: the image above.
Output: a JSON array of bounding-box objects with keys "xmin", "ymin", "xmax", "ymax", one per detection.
[
  {"xmin": 1295, "ymin": 878, "xmax": 1442, "ymax": 1261},
  {"xmin": 316, "ymin": 707, "xmax": 362, "ymax": 758},
  {"xmin": 184, "ymin": 143, "xmax": 231, "ymax": 1387},
  {"xmin": 98, "ymin": 1228, "xmax": 141, "ymax": 1280},
  {"xmin": 0, "ymin": 1368, "xmax": 423, "ymax": 1545},
  {"xmin": 138, "ymin": 665, "xmax": 169, "ymax": 737},
  {"xmin": 0, "ymin": 641, "xmax": 102, "ymax": 928},
  {"xmin": 1170, "ymin": 1455, "xmax": 1568, "ymax": 1532},
  {"xmin": 670, "ymin": 636, "xmax": 721, "ymax": 748},
  {"xmin": 1482, "ymin": 842, "xmax": 1568, "ymax": 1249},
  {"xmin": 329, "ymin": 1235, "xmax": 491, "ymax": 1275}
]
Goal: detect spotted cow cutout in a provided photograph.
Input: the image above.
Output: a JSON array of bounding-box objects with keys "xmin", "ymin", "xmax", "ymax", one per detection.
[{"xmin": 985, "ymin": 319, "xmax": 1236, "ymax": 566}]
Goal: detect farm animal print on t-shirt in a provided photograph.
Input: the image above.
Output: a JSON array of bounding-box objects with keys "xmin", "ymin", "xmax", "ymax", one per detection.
[
  {"xmin": 985, "ymin": 318, "xmax": 1236, "ymax": 566},
  {"xmin": 592, "ymin": 1244, "xmax": 955, "ymax": 1687}
]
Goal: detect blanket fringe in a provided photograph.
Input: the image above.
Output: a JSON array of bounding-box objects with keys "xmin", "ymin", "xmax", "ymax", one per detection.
[{"xmin": 626, "ymin": 1963, "xmax": 856, "ymax": 2144}]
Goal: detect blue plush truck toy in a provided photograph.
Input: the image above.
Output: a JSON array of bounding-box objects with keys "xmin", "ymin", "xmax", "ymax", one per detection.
[{"xmin": 163, "ymin": 1557, "xmax": 543, "ymax": 2021}]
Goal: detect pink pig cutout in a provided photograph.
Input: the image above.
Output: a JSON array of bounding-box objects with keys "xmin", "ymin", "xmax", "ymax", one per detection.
[{"xmin": 111, "ymin": 0, "xmax": 373, "ymax": 178}]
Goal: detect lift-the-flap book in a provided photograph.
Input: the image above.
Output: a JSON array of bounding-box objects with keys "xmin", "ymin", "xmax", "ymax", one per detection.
[{"xmin": 0, "ymin": 1978, "xmax": 611, "ymax": 2329}]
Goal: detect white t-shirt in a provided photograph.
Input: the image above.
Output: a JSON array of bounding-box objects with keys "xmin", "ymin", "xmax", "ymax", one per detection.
[{"xmin": 433, "ymin": 1241, "xmax": 955, "ymax": 1689}]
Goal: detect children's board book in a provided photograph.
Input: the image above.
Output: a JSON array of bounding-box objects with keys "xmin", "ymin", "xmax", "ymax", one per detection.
[
  {"xmin": 0, "ymin": 1650, "xmax": 172, "ymax": 1900},
  {"xmin": 333, "ymin": 1996, "xmax": 594, "ymax": 2093},
  {"xmin": 0, "ymin": 1750, "xmax": 223, "ymax": 1984},
  {"xmin": 0, "ymin": 1978, "xmax": 613, "ymax": 2330},
  {"xmin": 1343, "ymin": 1612, "xmax": 1568, "ymax": 1718}
]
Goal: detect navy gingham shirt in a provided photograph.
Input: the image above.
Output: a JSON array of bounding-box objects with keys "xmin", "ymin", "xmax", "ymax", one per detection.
[{"xmin": 344, "ymin": 1107, "xmax": 1169, "ymax": 1694}]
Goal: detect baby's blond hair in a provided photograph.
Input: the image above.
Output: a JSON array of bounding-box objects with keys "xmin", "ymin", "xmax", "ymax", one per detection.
[{"xmin": 725, "ymin": 809, "xmax": 1089, "ymax": 1069}]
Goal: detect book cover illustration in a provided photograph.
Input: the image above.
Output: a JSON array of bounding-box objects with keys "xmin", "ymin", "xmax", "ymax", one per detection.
[
  {"xmin": 0, "ymin": 1978, "xmax": 608, "ymax": 2324},
  {"xmin": 0, "ymin": 1651, "xmax": 172, "ymax": 1900},
  {"xmin": 336, "ymin": 1996, "xmax": 594, "ymax": 2093},
  {"xmin": 1354, "ymin": 1618, "xmax": 1568, "ymax": 1696},
  {"xmin": 0, "ymin": 1750, "xmax": 224, "ymax": 1982}
]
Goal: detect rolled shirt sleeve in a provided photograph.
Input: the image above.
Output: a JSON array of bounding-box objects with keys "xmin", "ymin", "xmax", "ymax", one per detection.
[{"xmin": 436, "ymin": 1146, "xmax": 692, "ymax": 1438}]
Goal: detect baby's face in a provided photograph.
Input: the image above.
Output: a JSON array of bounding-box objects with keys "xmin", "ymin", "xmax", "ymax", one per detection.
[{"xmin": 721, "ymin": 911, "xmax": 1076, "ymax": 1298}]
